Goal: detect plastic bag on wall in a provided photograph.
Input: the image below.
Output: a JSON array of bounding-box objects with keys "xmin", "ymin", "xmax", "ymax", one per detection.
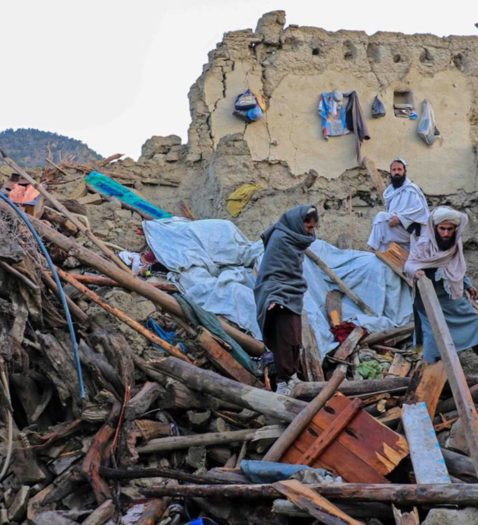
[
  {"xmin": 417, "ymin": 99, "xmax": 440, "ymax": 145},
  {"xmin": 371, "ymin": 95, "xmax": 386, "ymax": 118}
]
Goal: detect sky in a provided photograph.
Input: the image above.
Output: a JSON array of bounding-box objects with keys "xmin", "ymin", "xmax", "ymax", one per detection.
[{"xmin": 1, "ymin": 0, "xmax": 476, "ymax": 160}]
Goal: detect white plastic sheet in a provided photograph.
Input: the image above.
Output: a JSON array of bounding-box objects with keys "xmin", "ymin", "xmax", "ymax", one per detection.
[{"xmin": 144, "ymin": 218, "xmax": 413, "ymax": 360}]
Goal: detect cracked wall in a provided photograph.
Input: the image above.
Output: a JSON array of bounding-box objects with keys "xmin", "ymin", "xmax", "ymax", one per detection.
[{"xmin": 188, "ymin": 11, "xmax": 478, "ymax": 196}]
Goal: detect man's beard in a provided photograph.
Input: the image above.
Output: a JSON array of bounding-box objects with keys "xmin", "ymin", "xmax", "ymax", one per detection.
[
  {"xmin": 391, "ymin": 175, "xmax": 406, "ymax": 188},
  {"xmin": 435, "ymin": 230, "xmax": 456, "ymax": 250}
]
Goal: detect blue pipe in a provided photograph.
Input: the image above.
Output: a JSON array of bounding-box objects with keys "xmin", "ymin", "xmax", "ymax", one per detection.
[{"xmin": 0, "ymin": 193, "xmax": 86, "ymax": 398}]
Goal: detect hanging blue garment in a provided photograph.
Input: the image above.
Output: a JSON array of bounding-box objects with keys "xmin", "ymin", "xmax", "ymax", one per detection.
[{"xmin": 318, "ymin": 91, "xmax": 350, "ymax": 138}]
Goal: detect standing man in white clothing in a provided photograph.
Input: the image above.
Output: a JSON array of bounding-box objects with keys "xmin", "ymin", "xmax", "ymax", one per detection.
[{"xmin": 367, "ymin": 159, "xmax": 429, "ymax": 252}]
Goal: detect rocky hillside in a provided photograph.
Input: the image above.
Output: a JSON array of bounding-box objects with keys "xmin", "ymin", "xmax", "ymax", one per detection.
[{"xmin": 0, "ymin": 128, "xmax": 103, "ymax": 167}]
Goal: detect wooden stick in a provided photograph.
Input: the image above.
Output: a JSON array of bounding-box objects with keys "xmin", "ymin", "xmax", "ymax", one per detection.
[
  {"xmin": 57, "ymin": 273, "xmax": 177, "ymax": 292},
  {"xmin": 137, "ymin": 425, "xmax": 283, "ymax": 454},
  {"xmin": 293, "ymin": 376, "xmax": 410, "ymax": 401},
  {"xmin": 0, "ymin": 149, "xmax": 131, "ymax": 273},
  {"xmin": 41, "ymin": 271, "xmax": 89, "ymax": 325},
  {"xmin": 417, "ymin": 275, "xmax": 478, "ymax": 477},
  {"xmin": 305, "ymin": 249, "xmax": 376, "ymax": 316},
  {"xmin": 30, "ymin": 217, "xmax": 264, "ymax": 356},
  {"xmin": 0, "ymin": 260, "xmax": 39, "ymax": 291},
  {"xmin": 360, "ymin": 323, "xmax": 414, "ymax": 346},
  {"xmin": 141, "ymin": 482, "xmax": 478, "ymax": 504},
  {"xmin": 263, "ymin": 365, "xmax": 347, "ymax": 462},
  {"xmin": 57, "ymin": 268, "xmax": 191, "ymax": 362}
]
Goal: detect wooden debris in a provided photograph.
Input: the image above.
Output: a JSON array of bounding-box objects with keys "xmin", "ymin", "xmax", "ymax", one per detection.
[
  {"xmin": 274, "ymin": 479, "xmax": 364, "ymax": 525},
  {"xmin": 417, "ymin": 275, "xmax": 478, "ymax": 477},
  {"xmin": 374, "ymin": 242, "xmax": 413, "ymax": 286},
  {"xmin": 282, "ymin": 392, "xmax": 409, "ymax": 482}
]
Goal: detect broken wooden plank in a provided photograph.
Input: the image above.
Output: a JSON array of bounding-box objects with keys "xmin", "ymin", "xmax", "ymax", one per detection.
[
  {"xmin": 274, "ymin": 479, "xmax": 363, "ymax": 525},
  {"xmin": 402, "ymin": 402, "xmax": 451, "ymax": 483},
  {"xmin": 405, "ymin": 361, "xmax": 447, "ymax": 418},
  {"xmin": 332, "ymin": 327, "xmax": 365, "ymax": 361},
  {"xmin": 375, "ymin": 242, "xmax": 413, "ymax": 286},
  {"xmin": 387, "ymin": 353, "xmax": 411, "ymax": 377},
  {"xmin": 417, "ymin": 275, "xmax": 478, "ymax": 477},
  {"xmin": 263, "ymin": 365, "xmax": 347, "ymax": 462},
  {"xmin": 282, "ymin": 393, "xmax": 409, "ymax": 483}
]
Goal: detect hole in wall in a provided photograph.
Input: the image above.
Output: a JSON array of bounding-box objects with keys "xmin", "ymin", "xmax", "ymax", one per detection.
[
  {"xmin": 312, "ymin": 47, "xmax": 320, "ymax": 56},
  {"xmin": 393, "ymin": 90, "xmax": 416, "ymax": 118},
  {"xmin": 419, "ymin": 48, "xmax": 434, "ymax": 64},
  {"xmin": 453, "ymin": 53, "xmax": 464, "ymax": 71},
  {"xmin": 343, "ymin": 40, "xmax": 357, "ymax": 61},
  {"xmin": 366, "ymin": 43, "xmax": 381, "ymax": 63},
  {"xmin": 393, "ymin": 54, "xmax": 402, "ymax": 63}
]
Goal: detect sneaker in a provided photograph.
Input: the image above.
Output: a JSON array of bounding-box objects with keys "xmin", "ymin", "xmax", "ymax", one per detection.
[{"xmin": 275, "ymin": 381, "xmax": 291, "ymax": 396}]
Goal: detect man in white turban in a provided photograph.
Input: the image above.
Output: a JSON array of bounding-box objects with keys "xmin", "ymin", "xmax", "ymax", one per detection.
[
  {"xmin": 367, "ymin": 159, "xmax": 430, "ymax": 252},
  {"xmin": 404, "ymin": 207, "xmax": 478, "ymax": 363}
]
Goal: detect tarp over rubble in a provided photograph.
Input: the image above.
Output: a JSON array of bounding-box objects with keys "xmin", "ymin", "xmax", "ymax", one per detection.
[{"xmin": 143, "ymin": 217, "xmax": 413, "ymax": 359}]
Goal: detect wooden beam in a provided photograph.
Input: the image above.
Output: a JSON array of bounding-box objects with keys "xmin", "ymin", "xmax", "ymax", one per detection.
[
  {"xmin": 362, "ymin": 157, "xmax": 386, "ymax": 202},
  {"xmin": 360, "ymin": 323, "xmax": 414, "ymax": 347},
  {"xmin": 137, "ymin": 425, "xmax": 283, "ymax": 454},
  {"xmin": 405, "ymin": 361, "xmax": 447, "ymax": 418},
  {"xmin": 417, "ymin": 275, "xmax": 478, "ymax": 477},
  {"xmin": 141, "ymin": 482, "xmax": 478, "ymax": 505},
  {"xmin": 305, "ymin": 248, "xmax": 376, "ymax": 316}
]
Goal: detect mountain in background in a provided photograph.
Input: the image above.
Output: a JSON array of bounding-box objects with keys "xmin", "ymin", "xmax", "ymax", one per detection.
[{"xmin": 0, "ymin": 128, "xmax": 103, "ymax": 167}]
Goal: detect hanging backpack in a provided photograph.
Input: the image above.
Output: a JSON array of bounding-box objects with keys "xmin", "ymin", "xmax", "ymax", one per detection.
[{"xmin": 234, "ymin": 89, "xmax": 258, "ymax": 111}]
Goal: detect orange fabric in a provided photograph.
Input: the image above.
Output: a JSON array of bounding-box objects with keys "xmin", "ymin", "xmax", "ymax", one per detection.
[{"xmin": 8, "ymin": 184, "xmax": 40, "ymax": 204}]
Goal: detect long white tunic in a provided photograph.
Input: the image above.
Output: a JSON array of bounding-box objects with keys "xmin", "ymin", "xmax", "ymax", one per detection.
[{"xmin": 367, "ymin": 178, "xmax": 429, "ymax": 252}]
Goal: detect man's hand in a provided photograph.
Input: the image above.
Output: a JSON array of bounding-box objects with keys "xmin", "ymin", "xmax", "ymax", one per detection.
[
  {"xmin": 415, "ymin": 270, "xmax": 425, "ymax": 279},
  {"xmin": 389, "ymin": 216, "xmax": 401, "ymax": 227},
  {"xmin": 468, "ymin": 287, "xmax": 478, "ymax": 301}
]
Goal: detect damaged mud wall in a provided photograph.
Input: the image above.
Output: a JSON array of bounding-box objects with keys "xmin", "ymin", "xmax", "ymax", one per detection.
[{"xmin": 98, "ymin": 12, "xmax": 478, "ymax": 269}]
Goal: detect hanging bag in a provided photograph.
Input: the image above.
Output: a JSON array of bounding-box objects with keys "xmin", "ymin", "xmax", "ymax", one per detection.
[
  {"xmin": 371, "ymin": 95, "xmax": 386, "ymax": 118},
  {"xmin": 417, "ymin": 99, "xmax": 440, "ymax": 145}
]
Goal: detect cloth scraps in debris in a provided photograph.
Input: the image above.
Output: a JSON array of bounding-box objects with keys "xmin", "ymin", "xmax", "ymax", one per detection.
[{"xmin": 7, "ymin": 183, "xmax": 41, "ymax": 205}]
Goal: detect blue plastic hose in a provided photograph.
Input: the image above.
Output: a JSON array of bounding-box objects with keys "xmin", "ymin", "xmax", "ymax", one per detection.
[{"xmin": 0, "ymin": 193, "xmax": 86, "ymax": 398}]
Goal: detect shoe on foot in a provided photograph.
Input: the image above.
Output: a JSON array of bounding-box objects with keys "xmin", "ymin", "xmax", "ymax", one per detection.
[{"xmin": 275, "ymin": 381, "xmax": 291, "ymax": 396}]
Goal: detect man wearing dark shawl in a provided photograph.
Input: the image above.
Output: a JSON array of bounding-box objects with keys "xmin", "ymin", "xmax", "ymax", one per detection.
[
  {"xmin": 254, "ymin": 205, "xmax": 318, "ymax": 396},
  {"xmin": 404, "ymin": 206, "xmax": 478, "ymax": 363}
]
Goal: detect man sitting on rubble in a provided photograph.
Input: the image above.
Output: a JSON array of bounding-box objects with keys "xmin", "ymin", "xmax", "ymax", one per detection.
[
  {"xmin": 367, "ymin": 158, "xmax": 429, "ymax": 252},
  {"xmin": 254, "ymin": 205, "xmax": 318, "ymax": 396},
  {"xmin": 404, "ymin": 206, "xmax": 478, "ymax": 364}
]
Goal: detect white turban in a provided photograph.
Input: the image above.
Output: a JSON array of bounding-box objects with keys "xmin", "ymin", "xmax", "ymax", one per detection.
[{"xmin": 432, "ymin": 206, "xmax": 463, "ymax": 226}]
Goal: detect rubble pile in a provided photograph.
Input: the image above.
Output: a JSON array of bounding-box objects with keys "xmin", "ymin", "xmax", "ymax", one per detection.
[{"xmin": 1, "ymin": 156, "xmax": 478, "ymax": 525}]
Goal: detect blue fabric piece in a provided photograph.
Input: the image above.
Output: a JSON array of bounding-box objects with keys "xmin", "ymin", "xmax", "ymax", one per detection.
[
  {"xmin": 318, "ymin": 92, "xmax": 349, "ymax": 137},
  {"xmin": 147, "ymin": 318, "xmax": 188, "ymax": 355},
  {"xmin": 85, "ymin": 171, "xmax": 172, "ymax": 220},
  {"xmin": 415, "ymin": 276, "xmax": 478, "ymax": 363},
  {"xmin": 240, "ymin": 460, "xmax": 330, "ymax": 483}
]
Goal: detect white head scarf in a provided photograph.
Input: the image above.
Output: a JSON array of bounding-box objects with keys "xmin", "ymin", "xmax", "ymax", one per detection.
[
  {"xmin": 432, "ymin": 206, "xmax": 463, "ymax": 226},
  {"xmin": 405, "ymin": 207, "xmax": 468, "ymax": 299}
]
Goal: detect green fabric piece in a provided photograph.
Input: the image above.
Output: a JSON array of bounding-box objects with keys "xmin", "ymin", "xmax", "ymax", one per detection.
[
  {"xmin": 174, "ymin": 293, "xmax": 258, "ymax": 375},
  {"xmin": 357, "ymin": 360, "xmax": 383, "ymax": 380}
]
